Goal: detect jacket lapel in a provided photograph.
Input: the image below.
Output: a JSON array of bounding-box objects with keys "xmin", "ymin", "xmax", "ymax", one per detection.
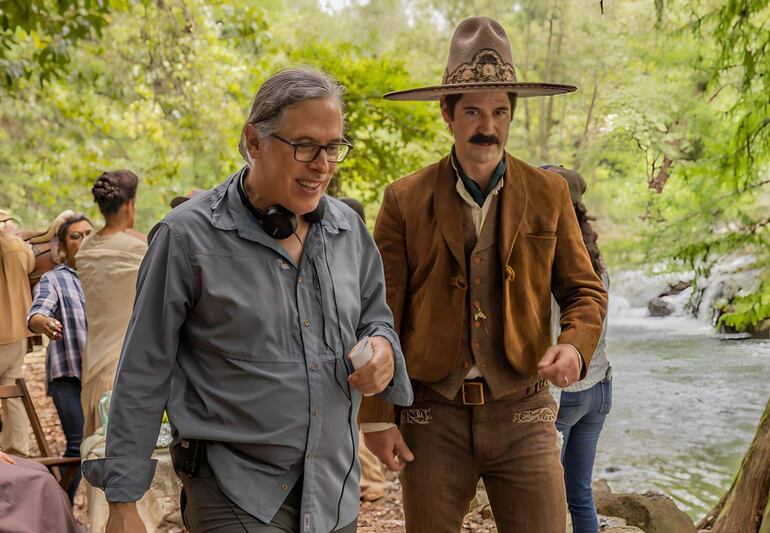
[
  {"xmin": 499, "ymin": 154, "xmax": 528, "ymax": 267},
  {"xmin": 433, "ymin": 156, "xmax": 466, "ymax": 273}
]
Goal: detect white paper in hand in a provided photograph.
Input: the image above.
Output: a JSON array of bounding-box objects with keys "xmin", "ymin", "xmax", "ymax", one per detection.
[{"xmin": 349, "ymin": 336, "xmax": 373, "ymax": 370}]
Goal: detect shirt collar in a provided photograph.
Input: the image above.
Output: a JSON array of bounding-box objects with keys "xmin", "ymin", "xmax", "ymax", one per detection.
[
  {"xmin": 450, "ymin": 147, "xmax": 506, "ymax": 207},
  {"xmin": 55, "ymin": 263, "xmax": 78, "ymax": 275}
]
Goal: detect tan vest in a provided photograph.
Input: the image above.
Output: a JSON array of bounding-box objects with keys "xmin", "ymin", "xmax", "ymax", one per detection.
[{"xmin": 427, "ymin": 193, "xmax": 539, "ymax": 400}]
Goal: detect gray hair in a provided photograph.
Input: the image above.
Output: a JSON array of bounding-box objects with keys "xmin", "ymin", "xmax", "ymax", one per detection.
[{"xmin": 238, "ymin": 68, "xmax": 345, "ymax": 163}]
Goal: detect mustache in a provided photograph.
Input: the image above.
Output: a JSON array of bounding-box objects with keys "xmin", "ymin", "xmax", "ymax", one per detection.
[{"xmin": 469, "ymin": 134, "xmax": 500, "ymax": 145}]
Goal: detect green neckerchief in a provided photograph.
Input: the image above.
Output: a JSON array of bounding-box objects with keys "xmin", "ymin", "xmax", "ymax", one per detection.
[{"xmin": 451, "ymin": 147, "xmax": 506, "ymax": 207}]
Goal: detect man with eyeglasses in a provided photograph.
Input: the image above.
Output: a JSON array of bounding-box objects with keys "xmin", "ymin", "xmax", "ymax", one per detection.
[{"xmin": 83, "ymin": 68, "xmax": 412, "ymax": 533}]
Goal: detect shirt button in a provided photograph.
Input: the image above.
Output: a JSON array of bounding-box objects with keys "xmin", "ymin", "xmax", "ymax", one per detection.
[
  {"xmin": 310, "ymin": 362, "xmax": 319, "ymax": 371},
  {"xmin": 472, "ymin": 277, "xmax": 481, "ymax": 286},
  {"xmin": 473, "ymin": 256, "xmax": 481, "ymax": 264},
  {"xmin": 473, "ymin": 320, "xmax": 481, "ymax": 328},
  {"xmin": 304, "ymin": 320, "xmax": 310, "ymax": 327},
  {"xmin": 462, "ymin": 361, "xmax": 471, "ymax": 369},
  {"xmin": 280, "ymin": 483, "xmax": 288, "ymax": 491},
  {"xmin": 313, "ymin": 409, "xmax": 320, "ymax": 417}
]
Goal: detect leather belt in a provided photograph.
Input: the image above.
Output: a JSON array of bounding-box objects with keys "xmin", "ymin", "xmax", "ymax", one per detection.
[{"xmin": 413, "ymin": 378, "xmax": 549, "ymax": 406}]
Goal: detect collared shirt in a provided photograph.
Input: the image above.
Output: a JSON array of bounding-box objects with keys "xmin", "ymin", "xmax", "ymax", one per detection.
[
  {"xmin": 451, "ymin": 147, "xmax": 507, "ymax": 206},
  {"xmin": 82, "ymin": 167, "xmax": 412, "ymax": 533},
  {"xmin": 27, "ymin": 264, "xmax": 87, "ymax": 384}
]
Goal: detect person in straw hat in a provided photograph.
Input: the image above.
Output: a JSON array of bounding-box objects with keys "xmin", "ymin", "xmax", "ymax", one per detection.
[{"xmin": 360, "ymin": 16, "xmax": 608, "ymax": 532}]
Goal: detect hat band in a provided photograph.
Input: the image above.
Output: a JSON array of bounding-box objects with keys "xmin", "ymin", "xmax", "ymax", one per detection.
[{"xmin": 444, "ymin": 48, "xmax": 518, "ymax": 85}]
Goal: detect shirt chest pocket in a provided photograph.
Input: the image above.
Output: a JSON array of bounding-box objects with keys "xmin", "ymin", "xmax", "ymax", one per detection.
[{"xmin": 190, "ymin": 254, "xmax": 301, "ymax": 359}]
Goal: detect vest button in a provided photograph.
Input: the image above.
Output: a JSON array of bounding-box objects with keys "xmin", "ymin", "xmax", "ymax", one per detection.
[
  {"xmin": 473, "ymin": 299, "xmax": 481, "ymax": 308},
  {"xmin": 473, "ymin": 320, "xmax": 481, "ymax": 328},
  {"xmin": 472, "ymin": 277, "xmax": 481, "ymax": 286},
  {"xmin": 472, "ymin": 256, "xmax": 481, "ymax": 264},
  {"xmin": 505, "ymin": 266, "xmax": 516, "ymax": 282},
  {"xmin": 472, "ymin": 342, "xmax": 480, "ymax": 350}
]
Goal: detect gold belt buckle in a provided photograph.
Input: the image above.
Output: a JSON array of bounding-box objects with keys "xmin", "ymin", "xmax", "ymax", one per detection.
[{"xmin": 461, "ymin": 381, "xmax": 485, "ymax": 405}]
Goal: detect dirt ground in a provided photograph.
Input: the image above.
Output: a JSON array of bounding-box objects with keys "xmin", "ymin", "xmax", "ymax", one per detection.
[{"xmin": 19, "ymin": 349, "xmax": 496, "ymax": 533}]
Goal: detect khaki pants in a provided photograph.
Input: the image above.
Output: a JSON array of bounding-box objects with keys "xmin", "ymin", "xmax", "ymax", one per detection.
[
  {"xmin": 0, "ymin": 339, "xmax": 30, "ymax": 456},
  {"xmin": 359, "ymin": 432, "xmax": 388, "ymax": 501},
  {"xmin": 399, "ymin": 387, "xmax": 566, "ymax": 533}
]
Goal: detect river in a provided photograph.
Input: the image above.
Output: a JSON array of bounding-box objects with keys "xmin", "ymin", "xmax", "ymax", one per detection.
[{"xmin": 594, "ymin": 305, "xmax": 770, "ymax": 519}]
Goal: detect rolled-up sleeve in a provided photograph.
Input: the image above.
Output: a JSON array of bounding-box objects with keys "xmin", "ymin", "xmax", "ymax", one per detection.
[
  {"xmin": 81, "ymin": 223, "xmax": 194, "ymax": 502},
  {"xmin": 355, "ymin": 226, "xmax": 413, "ymax": 407},
  {"xmin": 28, "ymin": 274, "xmax": 59, "ymax": 321}
]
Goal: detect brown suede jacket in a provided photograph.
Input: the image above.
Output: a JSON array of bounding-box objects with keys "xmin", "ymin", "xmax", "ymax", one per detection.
[{"xmin": 359, "ymin": 153, "xmax": 608, "ymax": 424}]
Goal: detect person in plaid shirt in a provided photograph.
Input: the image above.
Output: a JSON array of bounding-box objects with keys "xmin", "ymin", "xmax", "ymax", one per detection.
[{"xmin": 27, "ymin": 213, "xmax": 93, "ymax": 504}]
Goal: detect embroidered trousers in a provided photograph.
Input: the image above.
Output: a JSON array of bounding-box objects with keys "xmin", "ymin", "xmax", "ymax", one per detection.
[{"xmin": 399, "ymin": 387, "xmax": 566, "ymax": 533}]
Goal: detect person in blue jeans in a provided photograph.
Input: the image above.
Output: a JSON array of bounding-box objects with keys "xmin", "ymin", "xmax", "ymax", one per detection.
[
  {"xmin": 543, "ymin": 165, "xmax": 612, "ymax": 533},
  {"xmin": 27, "ymin": 214, "xmax": 93, "ymax": 504}
]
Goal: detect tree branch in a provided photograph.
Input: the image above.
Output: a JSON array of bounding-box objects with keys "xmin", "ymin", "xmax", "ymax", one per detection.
[{"xmin": 648, "ymin": 155, "xmax": 674, "ymax": 193}]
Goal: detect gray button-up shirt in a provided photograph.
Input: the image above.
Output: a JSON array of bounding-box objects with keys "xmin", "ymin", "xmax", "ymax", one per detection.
[{"xmin": 82, "ymin": 167, "xmax": 413, "ymax": 532}]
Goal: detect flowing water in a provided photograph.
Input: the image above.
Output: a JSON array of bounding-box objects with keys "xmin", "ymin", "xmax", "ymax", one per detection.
[{"xmin": 594, "ymin": 288, "xmax": 770, "ymax": 519}]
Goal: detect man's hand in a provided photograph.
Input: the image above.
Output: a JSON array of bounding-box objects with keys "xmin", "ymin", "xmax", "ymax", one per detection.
[
  {"xmin": 106, "ymin": 502, "xmax": 146, "ymax": 533},
  {"xmin": 28, "ymin": 313, "xmax": 63, "ymax": 341},
  {"xmin": 364, "ymin": 427, "xmax": 414, "ymax": 471},
  {"xmin": 537, "ymin": 344, "xmax": 582, "ymax": 388},
  {"xmin": 348, "ymin": 336, "xmax": 394, "ymax": 395}
]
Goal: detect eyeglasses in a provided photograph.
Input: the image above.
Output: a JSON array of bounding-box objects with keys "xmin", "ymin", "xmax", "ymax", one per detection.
[{"xmin": 272, "ymin": 134, "xmax": 353, "ymax": 163}]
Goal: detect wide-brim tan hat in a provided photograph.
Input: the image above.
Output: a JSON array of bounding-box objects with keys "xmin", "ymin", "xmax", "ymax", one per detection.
[{"xmin": 385, "ymin": 16, "xmax": 576, "ymax": 101}]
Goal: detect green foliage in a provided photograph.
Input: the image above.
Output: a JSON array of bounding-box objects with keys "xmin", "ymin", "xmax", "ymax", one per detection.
[
  {"xmin": 0, "ymin": 0, "xmax": 768, "ymax": 329},
  {"xmin": 0, "ymin": 0, "xmax": 263, "ymax": 229},
  {"xmin": 269, "ymin": 41, "xmax": 444, "ymax": 204},
  {"xmin": 719, "ymin": 281, "xmax": 770, "ymax": 331},
  {"xmin": 0, "ymin": 0, "xmax": 117, "ymax": 87}
]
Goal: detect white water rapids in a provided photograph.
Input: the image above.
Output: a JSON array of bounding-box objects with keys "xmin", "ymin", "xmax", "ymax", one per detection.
[{"xmin": 594, "ymin": 269, "xmax": 770, "ymax": 517}]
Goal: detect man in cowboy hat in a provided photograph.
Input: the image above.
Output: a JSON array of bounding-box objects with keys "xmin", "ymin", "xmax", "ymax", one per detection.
[{"xmin": 360, "ymin": 16, "xmax": 608, "ymax": 532}]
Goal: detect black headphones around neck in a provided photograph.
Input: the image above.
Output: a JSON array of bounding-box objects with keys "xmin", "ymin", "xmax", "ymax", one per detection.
[{"xmin": 237, "ymin": 174, "xmax": 326, "ymax": 240}]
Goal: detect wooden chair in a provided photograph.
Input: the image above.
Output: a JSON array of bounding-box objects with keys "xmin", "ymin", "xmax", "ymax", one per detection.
[{"xmin": 0, "ymin": 377, "xmax": 81, "ymax": 491}]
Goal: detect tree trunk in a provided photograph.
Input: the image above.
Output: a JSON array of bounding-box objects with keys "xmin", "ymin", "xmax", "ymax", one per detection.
[
  {"xmin": 538, "ymin": 5, "xmax": 555, "ymax": 161},
  {"xmin": 696, "ymin": 396, "xmax": 770, "ymax": 532}
]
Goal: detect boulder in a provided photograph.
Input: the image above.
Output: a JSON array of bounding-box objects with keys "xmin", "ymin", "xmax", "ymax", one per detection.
[
  {"xmin": 660, "ymin": 280, "xmax": 692, "ymax": 297},
  {"xmin": 647, "ymin": 297, "xmax": 674, "ymax": 317},
  {"xmin": 593, "ymin": 480, "xmax": 695, "ymax": 533}
]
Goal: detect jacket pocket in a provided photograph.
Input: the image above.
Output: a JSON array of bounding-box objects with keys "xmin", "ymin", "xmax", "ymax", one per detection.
[{"xmin": 525, "ymin": 230, "xmax": 556, "ymax": 239}]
